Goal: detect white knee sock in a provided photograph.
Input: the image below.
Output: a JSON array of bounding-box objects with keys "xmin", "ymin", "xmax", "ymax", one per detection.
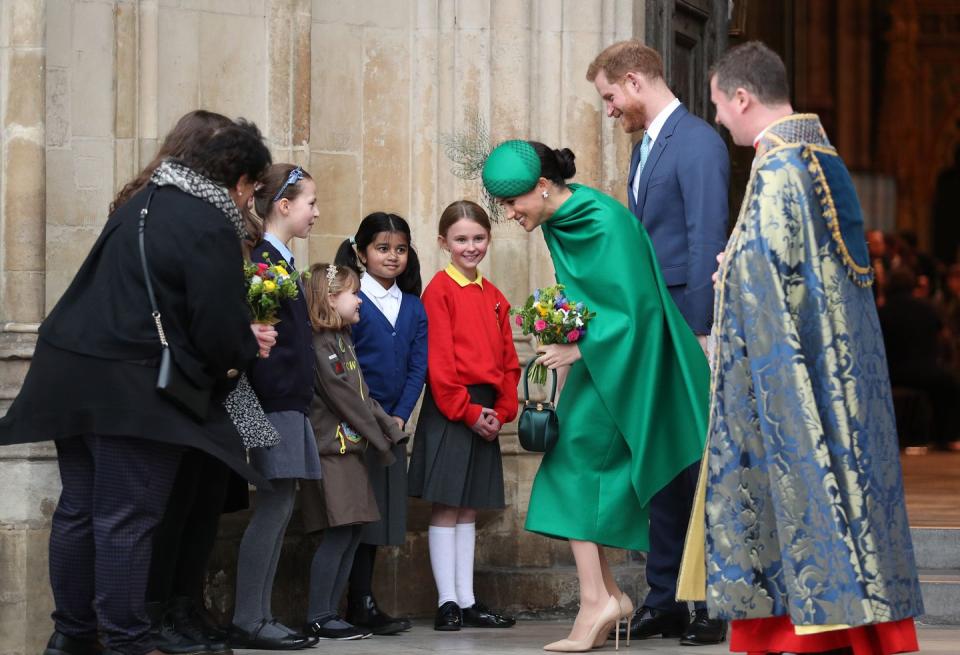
[
  {"xmin": 428, "ymin": 525, "xmax": 458, "ymax": 607},
  {"xmin": 455, "ymin": 522, "xmax": 476, "ymax": 609}
]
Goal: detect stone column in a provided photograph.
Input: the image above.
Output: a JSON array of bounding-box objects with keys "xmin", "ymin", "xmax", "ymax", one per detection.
[{"xmin": 0, "ymin": 3, "xmax": 52, "ymax": 653}]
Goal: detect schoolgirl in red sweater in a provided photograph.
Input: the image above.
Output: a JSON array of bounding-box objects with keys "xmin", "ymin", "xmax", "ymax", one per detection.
[{"xmin": 408, "ymin": 200, "xmax": 521, "ymax": 631}]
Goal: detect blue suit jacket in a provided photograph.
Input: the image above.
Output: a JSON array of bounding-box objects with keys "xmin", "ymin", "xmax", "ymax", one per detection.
[
  {"xmin": 351, "ymin": 290, "xmax": 428, "ymax": 423},
  {"xmin": 628, "ymin": 104, "xmax": 729, "ymax": 335}
]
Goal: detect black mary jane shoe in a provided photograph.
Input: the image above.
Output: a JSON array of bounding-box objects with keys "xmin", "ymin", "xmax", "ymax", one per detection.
[
  {"xmin": 303, "ymin": 616, "xmax": 371, "ymax": 640},
  {"xmin": 461, "ymin": 602, "xmax": 515, "ymax": 628},
  {"xmin": 227, "ymin": 621, "xmax": 314, "ymax": 650},
  {"xmin": 346, "ymin": 594, "xmax": 409, "ymax": 635},
  {"xmin": 433, "ymin": 601, "xmax": 462, "ymax": 631},
  {"xmin": 679, "ymin": 608, "xmax": 727, "ymax": 645},
  {"xmin": 43, "ymin": 631, "xmax": 101, "ymax": 655}
]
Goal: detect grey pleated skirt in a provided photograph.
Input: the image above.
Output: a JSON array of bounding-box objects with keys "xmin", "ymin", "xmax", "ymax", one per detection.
[
  {"xmin": 407, "ymin": 384, "xmax": 505, "ymax": 510},
  {"xmin": 248, "ymin": 410, "xmax": 322, "ymax": 480},
  {"xmin": 359, "ymin": 441, "xmax": 408, "ymax": 546}
]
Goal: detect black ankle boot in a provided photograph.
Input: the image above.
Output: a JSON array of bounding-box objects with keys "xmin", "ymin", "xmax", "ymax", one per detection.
[
  {"xmin": 346, "ymin": 594, "xmax": 410, "ymax": 635},
  {"xmin": 146, "ymin": 601, "xmax": 208, "ymax": 655}
]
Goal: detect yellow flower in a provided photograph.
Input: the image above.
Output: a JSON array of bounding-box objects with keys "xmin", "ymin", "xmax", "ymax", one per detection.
[
  {"xmin": 263, "ymin": 280, "xmax": 277, "ymax": 292},
  {"xmin": 274, "ymin": 266, "xmax": 289, "ymax": 277},
  {"xmin": 537, "ymin": 304, "xmax": 548, "ymax": 317}
]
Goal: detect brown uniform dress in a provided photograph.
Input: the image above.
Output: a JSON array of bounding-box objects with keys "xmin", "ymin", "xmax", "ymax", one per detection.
[{"xmin": 299, "ymin": 329, "xmax": 407, "ymax": 532}]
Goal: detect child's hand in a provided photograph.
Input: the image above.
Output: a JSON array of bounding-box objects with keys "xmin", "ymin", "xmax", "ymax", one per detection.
[
  {"xmin": 251, "ymin": 323, "xmax": 278, "ymax": 358},
  {"xmin": 392, "ymin": 416, "xmax": 405, "ymax": 431},
  {"xmin": 471, "ymin": 408, "xmax": 500, "ymax": 441}
]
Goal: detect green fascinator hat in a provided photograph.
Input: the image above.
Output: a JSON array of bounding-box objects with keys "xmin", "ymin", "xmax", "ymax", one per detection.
[{"xmin": 482, "ymin": 140, "xmax": 541, "ymax": 198}]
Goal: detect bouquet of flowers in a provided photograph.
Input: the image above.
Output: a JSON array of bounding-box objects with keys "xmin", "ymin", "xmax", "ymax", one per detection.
[
  {"xmin": 511, "ymin": 284, "xmax": 596, "ymax": 384},
  {"xmin": 244, "ymin": 253, "xmax": 307, "ymax": 324}
]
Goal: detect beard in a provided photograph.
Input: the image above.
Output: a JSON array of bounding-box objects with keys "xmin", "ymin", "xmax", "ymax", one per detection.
[{"xmin": 618, "ymin": 103, "xmax": 647, "ymax": 133}]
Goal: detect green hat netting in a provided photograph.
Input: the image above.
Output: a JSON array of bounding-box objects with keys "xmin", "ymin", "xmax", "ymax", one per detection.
[{"xmin": 481, "ymin": 140, "xmax": 541, "ymax": 198}]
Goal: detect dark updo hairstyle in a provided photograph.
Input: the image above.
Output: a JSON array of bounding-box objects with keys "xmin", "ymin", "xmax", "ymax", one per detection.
[
  {"xmin": 248, "ymin": 163, "xmax": 314, "ymax": 244},
  {"xmin": 438, "ymin": 200, "xmax": 491, "ymax": 237},
  {"xmin": 177, "ymin": 118, "xmax": 272, "ymax": 191},
  {"xmin": 109, "ymin": 109, "xmax": 232, "ymax": 214},
  {"xmin": 528, "ymin": 141, "xmax": 577, "ymax": 187},
  {"xmin": 335, "ymin": 212, "xmax": 422, "ymax": 296}
]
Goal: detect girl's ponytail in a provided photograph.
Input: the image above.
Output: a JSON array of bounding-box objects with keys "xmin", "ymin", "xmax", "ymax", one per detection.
[
  {"xmin": 334, "ymin": 237, "xmax": 363, "ymax": 275},
  {"xmin": 397, "ymin": 246, "xmax": 422, "ymax": 296}
]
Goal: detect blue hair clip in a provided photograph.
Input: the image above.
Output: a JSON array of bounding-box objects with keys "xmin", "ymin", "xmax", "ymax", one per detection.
[{"xmin": 272, "ymin": 165, "xmax": 304, "ymax": 202}]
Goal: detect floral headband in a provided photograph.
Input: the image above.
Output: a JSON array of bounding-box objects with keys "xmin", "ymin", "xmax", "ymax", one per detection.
[{"xmin": 325, "ymin": 264, "xmax": 338, "ymax": 287}]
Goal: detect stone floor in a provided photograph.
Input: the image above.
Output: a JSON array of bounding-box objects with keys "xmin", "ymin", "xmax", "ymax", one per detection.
[{"xmin": 238, "ymin": 621, "xmax": 960, "ymax": 654}]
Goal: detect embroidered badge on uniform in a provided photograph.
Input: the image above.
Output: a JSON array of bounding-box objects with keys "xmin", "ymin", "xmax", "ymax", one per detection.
[{"xmin": 327, "ymin": 353, "xmax": 345, "ymax": 375}]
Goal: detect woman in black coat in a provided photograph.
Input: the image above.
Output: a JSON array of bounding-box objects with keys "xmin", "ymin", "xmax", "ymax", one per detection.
[{"xmin": 0, "ymin": 119, "xmax": 273, "ymax": 655}]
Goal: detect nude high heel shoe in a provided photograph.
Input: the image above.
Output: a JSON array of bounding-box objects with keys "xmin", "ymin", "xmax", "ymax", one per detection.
[
  {"xmin": 543, "ymin": 596, "xmax": 621, "ymax": 652},
  {"xmin": 592, "ymin": 592, "xmax": 633, "ymax": 649}
]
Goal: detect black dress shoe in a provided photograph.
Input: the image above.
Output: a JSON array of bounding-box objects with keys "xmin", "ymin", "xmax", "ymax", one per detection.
[
  {"xmin": 346, "ymin": 594, "xmax": 409, "ymax": 635},
  {"xmin": 303, "ymin": 616, "xmax": 370, "ymax": 640},
  {"xmin": 614, "ymin": 606, "xmax": 689, "ymax": 641},
  {"xmin": 167, "ymin": 599, "xmax": 230, "ymax": 654},
  {"xmin": 433, "ymin": 601, "xmax": 462, "ymax": 631},
  {"xmin": 227, "ymin": 621, "xmax": 314, "ymax": 650},
  {"xmin": 170, "ymin": 597, "xmax": 230, "ymax": 644},
  {"xmin": 680, "ymin": 608, "xmax": 727, "ymax": 645},
  {"xmin": 147, "ymin": 602, "xmax": 207, "ymax": 655},
  {"xmin": 43, "ymin": 631, "xmax": 101, "ymax": 655},
  {"xmin": 461, "ymin": 602, "xmax": 516, "ymax": 628}
]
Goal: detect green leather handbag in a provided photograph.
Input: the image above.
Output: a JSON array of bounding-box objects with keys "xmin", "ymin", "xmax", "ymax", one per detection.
[{"xmin": 517, "ymin": 360, "xmax": 559, "ymax": 453}]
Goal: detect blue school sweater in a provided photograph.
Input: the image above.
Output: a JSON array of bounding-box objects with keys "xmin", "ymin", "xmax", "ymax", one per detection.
[{"xmin": 352, "ymin": 290, "xmax": 428, "ymax": 422}]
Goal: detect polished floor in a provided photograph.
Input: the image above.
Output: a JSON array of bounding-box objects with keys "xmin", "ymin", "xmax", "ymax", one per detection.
[
  {"xmin": 237, "ymin": 621, "xmax": 959, "ymax": 654},
  {"xmin": 901, "ymin": 451, "xmax": 960, "ymax": 528}
]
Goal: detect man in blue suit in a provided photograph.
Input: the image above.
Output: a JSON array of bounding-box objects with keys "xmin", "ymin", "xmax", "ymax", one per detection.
[{"xmin": 588, "ymin": 40, "xmax": 729, "ymax": 646}]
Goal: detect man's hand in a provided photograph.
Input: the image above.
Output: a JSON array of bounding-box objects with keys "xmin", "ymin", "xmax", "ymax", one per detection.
[
  {"xmin": 251, "ymin": 323, "xmax": 278, "ymax": 359},
  {"xmin": 712, "ymin": 252, "xmax": 725, "ymax": 288},
  {"xmin": 392, "ymin": 416, "xmax": 405, "ymax": 431},
  {"xmin": 536, "ymin": 343, "xmax": 582, "ymax": 369}
]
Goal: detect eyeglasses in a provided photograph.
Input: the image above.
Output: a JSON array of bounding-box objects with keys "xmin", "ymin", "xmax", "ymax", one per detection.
[{"xmin": 272, "ymin": 166, "xmax": 304, "ymax": 202}]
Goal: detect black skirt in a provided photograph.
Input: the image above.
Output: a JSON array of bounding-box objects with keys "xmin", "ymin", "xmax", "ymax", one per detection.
[{"xmin": 407, "ymin": 384, "xmax": 505, "ymax": 510}]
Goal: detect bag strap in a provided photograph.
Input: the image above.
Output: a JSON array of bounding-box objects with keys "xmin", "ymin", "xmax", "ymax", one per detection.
[
  {"xmin": 137, "ymin": 187, "xmax": 168, "ymax": 348},
  {"xmin": 522, "ymin": 359, "xmax": 558, "ymax": 404}
]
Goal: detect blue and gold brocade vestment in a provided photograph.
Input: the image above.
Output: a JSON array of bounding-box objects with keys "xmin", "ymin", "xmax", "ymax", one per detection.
[{"xmin": 681, "ymin": 114, "xmax": 923, "ymax": 628}]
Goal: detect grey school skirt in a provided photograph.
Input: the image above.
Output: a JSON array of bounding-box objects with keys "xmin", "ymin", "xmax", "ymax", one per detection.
[
  {"xmin": 248, "ymin": 410, "xmax": 322, "ymax": 481},
  {"xmin": 407, "ymin": 384, "xmax": 505, "ymax": 510}
]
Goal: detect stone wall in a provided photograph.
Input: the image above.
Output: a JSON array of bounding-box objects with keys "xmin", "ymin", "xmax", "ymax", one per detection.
[{"xmin": 0, "ymin": 2, "xmax": 645, "ymax": 652}]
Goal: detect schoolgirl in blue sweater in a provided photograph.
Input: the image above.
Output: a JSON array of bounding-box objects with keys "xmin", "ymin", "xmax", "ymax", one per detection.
[
  {"xmin": 334, "ymin": 213, "xmax": 427, "ymax": 635},
  {"xmin": 229, "ymin": 164, "xmax": 320, "ymax": 649}
]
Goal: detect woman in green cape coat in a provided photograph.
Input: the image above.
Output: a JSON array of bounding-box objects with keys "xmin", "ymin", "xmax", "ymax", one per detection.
[{"xmin": 482, "ymin": 141, "xmax": 709, "ymax": 652}]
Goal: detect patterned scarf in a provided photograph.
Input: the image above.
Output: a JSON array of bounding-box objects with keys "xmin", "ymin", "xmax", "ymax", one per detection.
[{"xmin": 150, "ymin": 160, "xmax": 248, "ymax": 241}]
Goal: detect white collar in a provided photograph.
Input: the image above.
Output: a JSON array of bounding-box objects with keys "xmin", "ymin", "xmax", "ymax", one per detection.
[
  {"xmin": 263, "ymin": 232, "xmax": 295, "ymax": 267},
  {"xmin": 645, "ymin": 98, "xmax": 681, "ymax": 145},
  {"xmin": 361, "ymin": 272, "xmax": 401, "ymax": 300},
  {"xmin": 752, "ymin": 123, "xmax": 774, "ymax": 148}
]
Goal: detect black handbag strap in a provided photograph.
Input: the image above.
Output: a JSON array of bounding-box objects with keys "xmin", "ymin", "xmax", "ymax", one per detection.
[
  {"xmin": 137, "ymin": 187, "xmax": 168, "ymax": 348},
  {"xmin": 522, "ymin": 359, "xmax": 558, "ymax": 404}
]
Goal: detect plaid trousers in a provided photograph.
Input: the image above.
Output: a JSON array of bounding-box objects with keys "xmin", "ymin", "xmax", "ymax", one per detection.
[{"xmin": 49, "ymin": 434, "xmax": 183, "ymax": 655}]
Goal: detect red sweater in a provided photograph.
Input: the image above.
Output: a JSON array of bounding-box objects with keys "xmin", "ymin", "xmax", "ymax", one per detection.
[{"xmin": 422, "ymin": 266, "xmax": 521, "ymax": 427}]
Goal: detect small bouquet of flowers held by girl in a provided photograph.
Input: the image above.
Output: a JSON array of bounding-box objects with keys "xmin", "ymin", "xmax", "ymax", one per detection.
[
  {"xmin": 243, "ymin": 255, "xmax": 308, "ymax": 324},
  {"xmin": 512, "ymin": 284, "xmax": 596, "ymax": 384}
]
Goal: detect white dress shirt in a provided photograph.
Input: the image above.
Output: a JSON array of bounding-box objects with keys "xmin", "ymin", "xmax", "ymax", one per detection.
[
  {"xmin": 263, "ymin": 232, "xmax": 295, "ymax": 267},
  {"xmin": 360, "ymin": 272, "xmax": 402, "ymax": 327},
  {"xmin": 632, "ymin": 97, "xmax": 682, "ymax": 203}
]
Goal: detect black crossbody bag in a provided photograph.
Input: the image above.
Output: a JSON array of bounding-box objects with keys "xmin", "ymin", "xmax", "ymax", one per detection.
[{"xmin": 138, "ymin": 189, "xmax": 211, "ymax": 421}]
